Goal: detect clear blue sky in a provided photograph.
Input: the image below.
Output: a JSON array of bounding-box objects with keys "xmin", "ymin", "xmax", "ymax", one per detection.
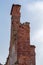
[{"xmin": 0, "ymin": 0, "xmax": 43, "ymax": 65}]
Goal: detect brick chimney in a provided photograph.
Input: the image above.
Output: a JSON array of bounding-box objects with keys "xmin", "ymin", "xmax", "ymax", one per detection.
[
  {"xmin": 9, "ymin": 4, "xmax": 21, "ymax": 65},
  {"xmin": 9, "ymin": 4, "xmax": 36, "ymax": 65},
  {"xmin": 10, "ymin": 4, "xmax": 21, "ymax": 24},
  {"xmin": 10, "ymin": 4, "xmax": 21, "ymax": 47}
]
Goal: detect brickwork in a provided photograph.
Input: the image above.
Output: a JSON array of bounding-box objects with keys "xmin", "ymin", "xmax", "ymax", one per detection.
[{"xmin": 5, "ymin": 4, "xmax": 36, "ymax": 65}]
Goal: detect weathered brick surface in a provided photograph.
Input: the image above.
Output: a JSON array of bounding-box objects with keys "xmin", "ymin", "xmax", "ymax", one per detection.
[{"xmin": 5, "ymin": 4, "xmax": 36, "ymax": 65}]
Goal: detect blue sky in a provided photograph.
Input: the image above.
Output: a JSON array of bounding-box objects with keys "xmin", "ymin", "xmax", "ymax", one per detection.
[{"xmin": 0, "ymin": 0, "xmax": 43, "ymax": 65}]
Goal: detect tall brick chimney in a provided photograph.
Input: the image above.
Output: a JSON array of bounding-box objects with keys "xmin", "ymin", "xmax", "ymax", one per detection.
[
  {"xmin": 9, "ymin": 4, "xmax": 21, "ymax": 65},
  {"xmin": 8, "ymin": 4, "xmax": 36, "ymax": 65},
  {"xmin": 10, "ymin": 4, "xmax": 21, "ymax": 47}
]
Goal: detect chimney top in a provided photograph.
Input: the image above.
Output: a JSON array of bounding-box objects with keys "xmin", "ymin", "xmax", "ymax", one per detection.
[{"xmin": 10, "ymin": 4, "xmax": 21, "ymax": 15}]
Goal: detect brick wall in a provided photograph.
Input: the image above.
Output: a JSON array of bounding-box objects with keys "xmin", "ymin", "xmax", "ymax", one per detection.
[{"xmin": 5, "ymin": 4, "xmax": 36, "ymax": 65}]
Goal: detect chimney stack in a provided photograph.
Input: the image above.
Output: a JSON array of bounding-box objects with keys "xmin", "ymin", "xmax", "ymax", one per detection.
[{"xmin": 10, "ymin": 4, "xmax": 21, "ymax": 17}]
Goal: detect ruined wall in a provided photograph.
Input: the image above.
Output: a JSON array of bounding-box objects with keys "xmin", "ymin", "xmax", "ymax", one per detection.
[
  {"xmin": 17, "ymin": 23, "xmax": 35, "ymax": 65},
  {"xmin": 5, "ymin": 4, "xmax": 36, "ymax": 65}
]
